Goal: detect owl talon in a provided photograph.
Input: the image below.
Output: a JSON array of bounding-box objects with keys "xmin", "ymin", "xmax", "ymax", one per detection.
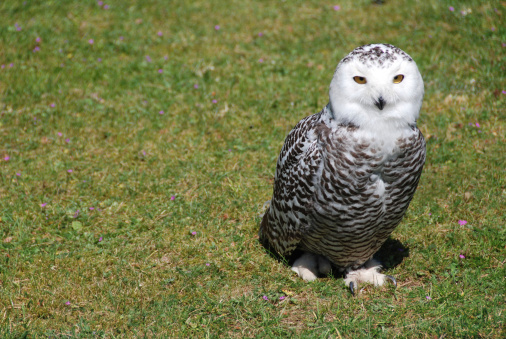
[
  {"xmin": 385, "ymin": 275, "xmax": 397, "ymax": 288},
  {"xmin": 349, "ymin": 281, "xmax": 356, "ymax": 296}
]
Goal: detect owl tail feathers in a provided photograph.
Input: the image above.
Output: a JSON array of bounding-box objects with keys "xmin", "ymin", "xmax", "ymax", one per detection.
[
  {"xmin": 259, "ymin": 200, "xmax": 271, "ymax": 218},
  {"xmin": 258, "ymin": 208, "xmax": 270, "ymax": 246},
  {"xmin": 258, "ymin": 200, "xmax": 272, "ymax": 246},
  {"xmin": 258, "ymin": 210, "xmax": 281, "ymax": 261}
]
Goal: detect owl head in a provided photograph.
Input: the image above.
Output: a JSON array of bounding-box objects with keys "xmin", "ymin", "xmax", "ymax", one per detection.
[{"xmin": 329, "ymin": 44, "xmax": 424, "ymax": 129}]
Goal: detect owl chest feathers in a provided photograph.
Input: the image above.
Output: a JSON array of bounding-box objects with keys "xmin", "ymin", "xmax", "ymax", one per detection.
[
  {"xmin": 266, "ymin": 110, "xmax": 425, "ymax": 257},
  {"xmin": 307, "ymin": 116, "xmax": 425, "ymax": 217}
]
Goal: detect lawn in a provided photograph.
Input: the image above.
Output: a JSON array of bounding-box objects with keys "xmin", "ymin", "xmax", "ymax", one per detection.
[{"xmin": 0, "ymin": 0, "xmax": 504, "ymax": 337}]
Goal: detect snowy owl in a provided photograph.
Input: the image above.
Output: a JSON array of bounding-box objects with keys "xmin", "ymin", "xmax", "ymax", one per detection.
[{"xmin": 259, "ymin": 44, "xmax": 425, "ymax": 294}]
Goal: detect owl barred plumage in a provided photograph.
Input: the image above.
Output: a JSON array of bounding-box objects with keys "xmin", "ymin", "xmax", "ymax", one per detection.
[{"xmin": 259, "ymin": 44, "xmax": 426, "ymax": 292}]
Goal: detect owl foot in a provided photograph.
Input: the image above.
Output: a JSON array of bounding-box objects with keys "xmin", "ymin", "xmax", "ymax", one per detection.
[
  {"xmin": 291, "ymin": 252, "xmax": 331, "ymax": 281},
  {"xmin": 343, "ymin": 259, "xmax": 397, "ymax": 295}
]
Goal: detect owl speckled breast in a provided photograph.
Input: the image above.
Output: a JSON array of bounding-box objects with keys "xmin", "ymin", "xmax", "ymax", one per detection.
[{"xmin": 301, "ymin": 125, "xmax": 426, "ymax": 268}]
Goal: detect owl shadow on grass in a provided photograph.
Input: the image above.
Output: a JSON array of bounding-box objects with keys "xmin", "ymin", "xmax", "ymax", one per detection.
[
  {"xmin": 259, "ymin": 236, "xmax": 409, "ymax": 280},
  {"xmin": 372, "ymin": 237, "xmax": 410, "ymax": 270}
]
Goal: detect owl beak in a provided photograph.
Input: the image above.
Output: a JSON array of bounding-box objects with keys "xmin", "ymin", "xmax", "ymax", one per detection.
[{"xmin": 374, "ymin": 96, "xmax": 386, "ymax": 110}]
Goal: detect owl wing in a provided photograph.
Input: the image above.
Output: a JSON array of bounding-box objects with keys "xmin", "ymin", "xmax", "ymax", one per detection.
[{"xmin": 260, "ymin": 111, "xmax": 327, "ymax": 256}]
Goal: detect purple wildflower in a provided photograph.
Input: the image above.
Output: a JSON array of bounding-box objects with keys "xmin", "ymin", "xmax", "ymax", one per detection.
[
  {"xmin": 191, "ymin": 231, "xmax": 197, "ymax": 236},
  {"xmin": 50, "ymin": 103, "xmax": 56, "ymax": 108},
  {"xmin": 158, "ymin": 69, "xmax": 163, "ymax": 74},
  {"xmin": 170, "ymin": 195, "xmax": 175, "ymax": 201},
  {"xmin": 214, "ymin": 25, "xmax": 220, "ymax": 30},
  {"xmin": 40, "ymin": 203, "xmax": 47, "ymax": 207},
  {"xmin": 458, "ymin": 220, "xmax": 467, "ymax": 226},
  {"xmin": 146, "ymin": 55, "xmax": 152, "ymax": 62},
  {"xmin": 194, "ymin": 84, "xmax": 199, "ymax": 89},
  {"xmin": 4, "ymin": 156, "xmax": 9, "ymax": 161},
  {"xmin": 99, "ymin": 237, "xmax": 103, "ymax": 242},
  {"xmin": 89, "ymin": 207, "xmax": 95, "ymax": 210},
  {"xmin": 279, "ymin": 296, "xmax": 286, "ymax": 300},
  {"xmin": 65, "ymin": 301, "xmax": 71, "ymax": 305},
  {"xmin": 159, "ymin": 110, "xmax": 164, "ymax": 115},
  {"xmin": 67, "ymin": 169, "xmax": 73, "ymax": 173},
  {"xmin": 262, "ymin": 296, "xmax": 268, "ymax": 301},
  {"xmin": 459, "ymin": 254, "xmax": 465, "ymax": 259},
  {"xmin": 212, "ymin": 99, "xmax": 217, "ymax": 104},
  {"xmin": 449, "ymin": 6, "xmax": 454, "ymax": 11},
  {"xmin": 88, "ymin": 39, "xmax": 94, "ymax": 45},
  {"xmin": 157, "ymin": 31, "xmax": 163, "ymax": 36},
  {"xmin": 426, "ymin": 296, "xmax": 432, "ymax": 300},
  {"xmin": 333, "ymin": 5, "xmax": 341, "ymax": 11}
]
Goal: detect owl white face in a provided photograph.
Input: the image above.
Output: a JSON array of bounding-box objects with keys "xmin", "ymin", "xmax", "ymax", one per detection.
[{"xmin": 329, "ymin": 44, "xmax": 424, "ymax": 129}]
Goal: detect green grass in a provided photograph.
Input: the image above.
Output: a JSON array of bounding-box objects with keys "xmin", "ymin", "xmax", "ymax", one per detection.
[{"xmin": 1, "ymin": 0, "xmax": 504, "ymax": 337}]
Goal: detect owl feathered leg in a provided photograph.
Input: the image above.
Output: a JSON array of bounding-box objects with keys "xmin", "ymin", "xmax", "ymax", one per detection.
[
  {"xmin": 291, "ymin": 252, "xmax": 332, "ymax": 281},
  {"xmin": 343, "ymin": 259, "xmax": 397, "ymax": 295}
]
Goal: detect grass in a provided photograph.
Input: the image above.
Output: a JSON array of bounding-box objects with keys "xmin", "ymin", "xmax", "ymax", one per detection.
[{"xmin": 0, "ymin": 0, "xmax": 504, "ymax": 337}]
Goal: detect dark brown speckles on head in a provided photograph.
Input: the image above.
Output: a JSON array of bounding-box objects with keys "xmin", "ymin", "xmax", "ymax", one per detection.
[{"xmin": 340, "ymin": 44, "xmax": 413, "ymax": 68}]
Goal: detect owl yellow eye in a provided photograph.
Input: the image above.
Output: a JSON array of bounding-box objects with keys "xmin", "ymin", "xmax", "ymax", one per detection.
[
  {"xmin": 393, "ymin": 74, "xmax": 404, "ymax": 84},
  {"xmin": 353, "ymin": 76, "xmax": 367, "ymax": 84}
]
